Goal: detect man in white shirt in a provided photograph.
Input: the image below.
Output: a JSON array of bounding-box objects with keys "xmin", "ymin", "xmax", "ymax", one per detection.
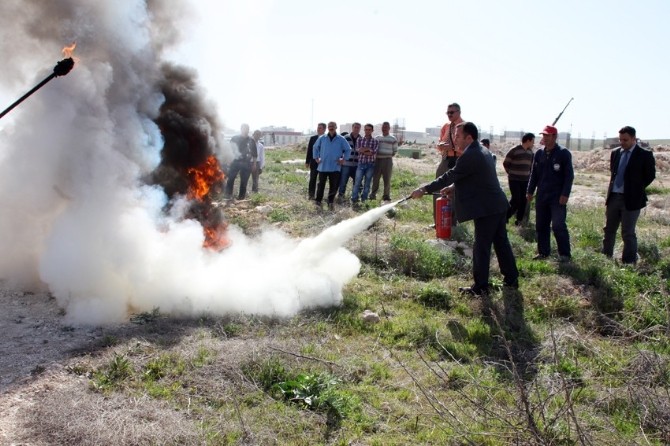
[{"xmin": 251, "ymin": 130, "xmax": 265, "ymax": 193}]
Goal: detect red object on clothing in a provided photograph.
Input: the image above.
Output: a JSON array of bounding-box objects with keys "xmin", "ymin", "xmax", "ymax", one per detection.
[
  {"xmin": 540, "ymin": 125, "xmax": 558, "ymax": 135},
  {"xmin": 436, "ymin": 196, "xmax": 452, "ymax": 239}
]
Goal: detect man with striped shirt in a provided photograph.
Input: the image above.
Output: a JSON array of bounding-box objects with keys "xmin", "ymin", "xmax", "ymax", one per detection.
[
  {"xmin": 503, "ymin": 133, "xmax": 535, "ymax": 225},
  {"xmin": 370, "ymin": 122, "xmax": 398, "ymax": 202}
]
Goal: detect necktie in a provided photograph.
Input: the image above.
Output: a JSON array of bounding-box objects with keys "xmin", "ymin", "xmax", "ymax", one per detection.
[{"xmin": 614, "ymin": 149, "xmax": 631, "ymax": 189}]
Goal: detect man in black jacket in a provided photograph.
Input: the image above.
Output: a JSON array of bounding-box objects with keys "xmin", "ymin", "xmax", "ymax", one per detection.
[
  {"xmin": 602, "ymin": 126, "xmax": 656, "ymax": 264},
  {"xmin": 411, "ymin": 122, "xmax": 518, "ymax": 295},
  {"xmin": 305, "ymin": 123, "xmax": 326, "ymax": 200},
  {"xmin": 526, "ymin": 125, "xmax": 574, "ymax": 262},
  {"xmin": 225, "ymin": 123, "xmax": 258, "ymax": 200}
]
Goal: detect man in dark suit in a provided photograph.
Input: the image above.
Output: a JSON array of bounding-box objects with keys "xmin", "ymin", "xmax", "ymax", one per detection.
[
  {"xmin": 305, "ymin": 123, "xmax": 326, "ymax": 200},
  {"xmin": 411, "ymin": 122, "xmax": 519, "ymax": 295},
  {"xmin": 602, "ymin": 126, "xmax": 656, "ymax": 264}
]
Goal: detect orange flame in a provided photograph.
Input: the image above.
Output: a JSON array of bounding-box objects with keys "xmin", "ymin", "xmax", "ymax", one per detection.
[
  {"xmin": 187, "ymin": 155, "xmax": 229, "ymax": 250},
  {"xmin": 203, "ymin": 225, "xmax": 229, "ymax": 251},
  {"xmin": 187, "ymin": 156, "xmax": 225, "ymax": 200},
  {"xmin": 62, "ymin": 42, "xmax": 77, "ymax": 58}
]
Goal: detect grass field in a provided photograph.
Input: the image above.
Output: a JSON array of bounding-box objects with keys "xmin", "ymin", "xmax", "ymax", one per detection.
[{"xmin": 6, "ymin": 144, "xmax": 670, "ymax": 445}]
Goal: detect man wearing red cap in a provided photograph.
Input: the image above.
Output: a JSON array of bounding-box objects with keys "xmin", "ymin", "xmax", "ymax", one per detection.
[{"xmin": 526, "ymin": 125, "xmax": 574, "ymax": 262}]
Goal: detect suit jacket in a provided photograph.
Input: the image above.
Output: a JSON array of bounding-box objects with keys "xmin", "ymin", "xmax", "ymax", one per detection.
[
  {"xmin": 606, "ymin": 144, "xmax": 656, "ymax": 210},
  {"xmin": 306, "ymin": 134, "xmax": 319, "ymax": 165},
  {"xmin": 424, "ymin": 141, "xmax": 508, "ymax": 222}
]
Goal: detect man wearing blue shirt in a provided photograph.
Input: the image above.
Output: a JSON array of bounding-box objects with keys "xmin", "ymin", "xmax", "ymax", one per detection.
[{"xmin": 313, "ymin": 121, "xmax": 351, "ymax": 210}]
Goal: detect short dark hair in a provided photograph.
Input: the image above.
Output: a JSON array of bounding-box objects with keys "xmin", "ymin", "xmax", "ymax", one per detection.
[
  {"xmin": 457, "ymin": 121, "xmax": 478, "ymax": 141},
  {"xmin": 382, "ymin": 121, "xmax": 390, "ymax": 127},
  {"xmin": 619, "ymin": 126, "xmax": 636, "ymax": 137},
  {"xmin": 364, "ymin": 123, "xmax": 373, "ymax": 130},
  {"xmin": 448, "ymin": 103, "xmax": 460, "ymax": 111},
  {"xmin": 522, "ymin": 132, "xmax": 535, "ymax": 143},
  {"xmin": 317, "ymin": 122, "xmax": 326, "ymax": 128},
  {"xmin": 480, "ymin": 138, "xmax": 490, "ymax": 146},
  {"xmin": 353, "ymin": 122, "xmax": 361, "ymax": 127}
]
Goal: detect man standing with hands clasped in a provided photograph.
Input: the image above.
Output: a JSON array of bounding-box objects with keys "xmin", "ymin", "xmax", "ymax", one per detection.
[
  {"xmin": 526, "ymin": 125, "xmax": 574, "ymax": 262},
  {"xmin": 410, "ymin": 122, "xmax": 518, "ymax": 296},
  {"xmin": 602, "ymin": 126, "xmax": 655, "ymax": 264},
  {"xmin": 313, "ymin": 121, "xmax": 351, "ymax": 211}
]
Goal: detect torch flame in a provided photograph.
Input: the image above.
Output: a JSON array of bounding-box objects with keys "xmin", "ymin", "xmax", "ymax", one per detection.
[{"xmin": 62, "ymin": 42, "xmax": 77, "ymax": 58}]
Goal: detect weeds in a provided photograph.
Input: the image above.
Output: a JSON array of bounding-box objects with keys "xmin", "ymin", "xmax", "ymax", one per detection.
[
  {"xmin": 18, "ymin": 146, "xmax": 670, "ymax": 445},
  {"xmin": 241, "ymin": 356, "xmax": 360, "ymax": 423},
  {"xmin": 92, "ymin": 354, "xmax": 133, "ymax": 391}
]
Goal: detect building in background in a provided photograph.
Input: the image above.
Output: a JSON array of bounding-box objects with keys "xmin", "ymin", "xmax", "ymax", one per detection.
[{"xmin": 259, "ymin": 126, "xmax": 306, "ymax": 146}]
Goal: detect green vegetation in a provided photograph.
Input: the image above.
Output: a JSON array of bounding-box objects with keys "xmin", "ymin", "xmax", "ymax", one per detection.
[{"xmin": 58, "ymin": 145, "xmax": 670, "ymax": 444}]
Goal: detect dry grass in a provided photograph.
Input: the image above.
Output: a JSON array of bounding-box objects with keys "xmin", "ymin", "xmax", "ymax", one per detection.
[{"xmin": 3, "ymin": 144, "xmax": 670, "ymax": 445}]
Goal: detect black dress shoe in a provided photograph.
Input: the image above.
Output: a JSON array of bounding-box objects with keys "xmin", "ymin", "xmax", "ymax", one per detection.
[
  {"xmin": 459, "ymin": 286, "xmax": 488, "ymax": 296},
  {"xmin": 503, "ymin": 279, "xmax": 519, "ymax": 289}
]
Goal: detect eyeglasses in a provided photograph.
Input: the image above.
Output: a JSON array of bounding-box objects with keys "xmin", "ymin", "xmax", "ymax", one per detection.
[{"xmin": 446, "ymin": 111, "xmax": 458, "ymax": 115}]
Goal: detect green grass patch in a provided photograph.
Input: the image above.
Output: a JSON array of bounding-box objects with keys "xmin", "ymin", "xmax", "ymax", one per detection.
[{"xmin": 388, "ymin": 234, "xmax": 467, "ymax": 280}]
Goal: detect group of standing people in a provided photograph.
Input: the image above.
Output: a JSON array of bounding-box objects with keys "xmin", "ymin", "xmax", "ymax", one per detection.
[
  {"xmin": 411, "ymin": 103, "xmax": 656, "ymax": 296},
  {"xmin": 305, "ymin": 121, "xmax": 398, "ymax": 210}
]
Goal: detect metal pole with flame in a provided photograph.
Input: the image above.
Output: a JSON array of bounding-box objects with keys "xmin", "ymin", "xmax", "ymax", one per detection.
[{"xmin": 0, "ymin": 44, "xmax": 77, "ymax": 120}]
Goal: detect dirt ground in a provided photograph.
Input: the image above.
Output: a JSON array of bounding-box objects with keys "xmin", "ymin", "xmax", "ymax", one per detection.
[{"xmin": 1, "ymin": 144, "xmax": 669, "ymax": 444}]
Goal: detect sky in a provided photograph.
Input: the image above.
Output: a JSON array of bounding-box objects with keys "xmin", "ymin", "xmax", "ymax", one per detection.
[
  {"xmin": 1, "ymin": 0, "xmax": 669, "ymax": 139},
  {"xmin": 162, "ymin": 0, "xmax": 669, "ymax": 139}
]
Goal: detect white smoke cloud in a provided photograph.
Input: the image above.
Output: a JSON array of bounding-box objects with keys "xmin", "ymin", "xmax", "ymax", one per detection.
[{"xmin": 0, "ymin": 0, "xmax": 388, "ymax": 325}]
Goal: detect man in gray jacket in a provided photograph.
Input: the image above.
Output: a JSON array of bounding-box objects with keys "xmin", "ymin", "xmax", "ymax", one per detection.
[{"xmin": 411, "ymin": 122, "xmax": 518, "ymax": 295}]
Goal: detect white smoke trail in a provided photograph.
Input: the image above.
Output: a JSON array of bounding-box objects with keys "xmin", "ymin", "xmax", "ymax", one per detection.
[{"xmin": 0, "ymin": 0, "xmax": 394, "ymax": 324}]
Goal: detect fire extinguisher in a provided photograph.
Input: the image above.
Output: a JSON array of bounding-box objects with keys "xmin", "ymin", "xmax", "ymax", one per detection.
[{"xmin": 436, "ymin": 195, "xmax": 452, "ymax": 239}]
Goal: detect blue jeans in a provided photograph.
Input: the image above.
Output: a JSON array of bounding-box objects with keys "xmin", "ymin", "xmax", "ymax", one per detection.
[
  {"xmin": 351, "ymin": 162, "xmax": 375, "ymax": 202},
  {"xmin": 535, "ymin": 201, "xmax": 571, "ymax": 257},
  {"xmin": 338, "ymin": 164, "xmax": 357, "ymax": 197}
]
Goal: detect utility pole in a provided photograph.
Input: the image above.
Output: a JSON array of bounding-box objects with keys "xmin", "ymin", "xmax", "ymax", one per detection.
[{"xmin": 310, "ymin": 98, "xmax": 314, "ymax": 132}]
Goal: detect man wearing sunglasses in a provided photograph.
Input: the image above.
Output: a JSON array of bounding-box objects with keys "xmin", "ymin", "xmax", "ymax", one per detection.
[{"xmin": 432, "ymin": 103, "xmax": 464, "ymax": 227}]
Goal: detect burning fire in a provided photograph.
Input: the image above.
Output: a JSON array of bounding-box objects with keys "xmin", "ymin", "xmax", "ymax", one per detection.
[
  {"xmin": 187, "ymin": 155, "xmax": 229, "ymax": 250},
  {"xmin": 187, "ymin": 155, "xmax": 225, "ymax": 200}
]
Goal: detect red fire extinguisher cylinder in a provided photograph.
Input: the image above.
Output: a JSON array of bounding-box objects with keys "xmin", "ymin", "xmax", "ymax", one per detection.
[{"xmin": 436, "ymin": 195, "xmax": 452, "ymax": 239}]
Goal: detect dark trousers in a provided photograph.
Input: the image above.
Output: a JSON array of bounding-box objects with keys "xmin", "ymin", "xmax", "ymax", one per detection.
[
  {"xmin": 225, "ymin": 159, "xmax": 252, "ymax": 199},
  {"xmin": 338, "ymin": 164, "xmax": 357, "ymax": 197},
  {"xmin": 433, "ymin": 156, "xmax": 457, "ymax": 225},
  {"xmin": 603, "ymin": 194, "xmax": 641, "ymax": 263},
  {"xmin": 308, "ymin": 160, "xmax": 319, "ymax": 199},
  {"xmin": 472, "ymin": 211, "xmax": 519, "ymax": 291},
  {"xmin": 251, "ymin": 168, "xmax": 262, "ymax": 192},
  {"xmin": 507, "ymin": 179, "xmax": 529, "ymax": 223},
  {"xmin": 316, "ymin": 171, "xmax": 341, "ymax": 204},
  {"xmin": 370, "ymin": 158, "xmax": 393, "ymax": 200},
  {"xmin": 535, "ymin": 201, "xmax": 571, "ymax": 257}
]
